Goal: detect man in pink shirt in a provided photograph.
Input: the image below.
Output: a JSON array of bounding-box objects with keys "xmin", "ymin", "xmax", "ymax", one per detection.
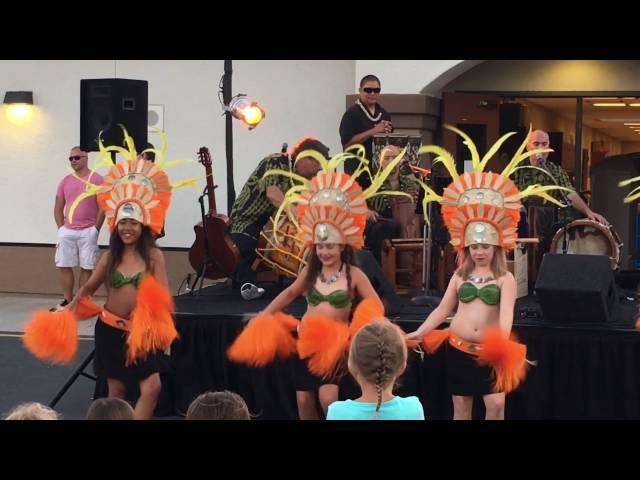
[{"xmin": 52, "ymin": 146, "xmax": 105, "ymax": 310}]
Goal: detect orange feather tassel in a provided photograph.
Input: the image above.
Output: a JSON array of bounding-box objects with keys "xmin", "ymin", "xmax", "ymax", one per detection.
[
  {"xmin": 297, "ymin": 315, "xmax": 350, "ymax": 379},
  {"xmin": 127, "ymin": 275, "xmax": 178, "ymax": 363},
  {"xmin": 349, "ymin": 297, "xmax": 385, "ymax": 338},
  {"xmin": 476, "ymin": 327, "xmax": 528, "ymax": 393},
  {"xmin": 227, "ymin": 312, "xmax": 299, "ymax": 367},
  {"xmin": 23, "ymin": 309, "xmax": 79, "ymax": 364}
]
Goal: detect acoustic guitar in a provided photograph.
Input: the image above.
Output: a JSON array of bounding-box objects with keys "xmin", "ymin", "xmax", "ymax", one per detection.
[{"xmin": 188, "ymin": 147, "xmax": 241, "ymax": 279}]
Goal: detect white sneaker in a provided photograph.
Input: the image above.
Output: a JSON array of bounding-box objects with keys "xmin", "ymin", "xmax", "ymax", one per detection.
[
  {"xmin": 240, "ymin": 283, "xmax": 265, "ymax": 301},
  {"xmin": 49, "ymin": 299, "xmax": 69, "ymax": 312}
]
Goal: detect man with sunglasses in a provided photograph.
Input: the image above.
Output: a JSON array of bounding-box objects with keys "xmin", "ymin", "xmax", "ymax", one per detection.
[
  {"xmin": 52, "ymin": 147, "xmax": 105, "ymax": 311},
  {"xmin": 339, "ymin": 74, "xmax": 393, "ymax": 190}
]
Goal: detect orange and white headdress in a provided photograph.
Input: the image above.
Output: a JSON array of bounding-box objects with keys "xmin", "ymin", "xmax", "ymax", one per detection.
[
  {"xmin": 68, "ymin": 127, "xmax": 196, "ymax": 235},
  {"xmin": 263, "ymin": 142, "xmax": 412, "ymax": 249},
  {"xmin": 416, "ymin": 125, "xmax": 573, "ymax": 251}
]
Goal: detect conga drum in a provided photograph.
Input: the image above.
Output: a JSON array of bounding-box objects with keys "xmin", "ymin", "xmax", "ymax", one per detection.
[{"xmin": 255, "ymin": 217, "xmax": 307, "ymax": 278}]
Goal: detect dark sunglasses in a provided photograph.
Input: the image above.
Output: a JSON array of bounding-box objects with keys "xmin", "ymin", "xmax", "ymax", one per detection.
[
  {"xmin": 68, "ymin": 155, "xmax": 87, "ymax": 161},
  {"xmin": 362, "ymin": 87, "xmax": 381, "ymax": 94}
]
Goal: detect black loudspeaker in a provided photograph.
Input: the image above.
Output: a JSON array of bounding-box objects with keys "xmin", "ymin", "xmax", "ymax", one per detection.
[
  {"xmin": 535, "ymin": 254, "xmax": 618, "ymax": 324},
  {"xmin": 499, "ymin": 102, "xmax": 523, "ymax": 132},
  {"xmin": 80, "ymin": 79, "xmax": 148, "ymax": 152},
  {"xmin": 547, "ymin": 131, "xmax": 563, "ymax": 167}
]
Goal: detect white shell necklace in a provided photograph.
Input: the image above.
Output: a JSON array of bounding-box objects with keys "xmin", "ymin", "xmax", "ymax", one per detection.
[{"xmin": 356, "ymin": 99, "xmax": 382, "ymax": 123}]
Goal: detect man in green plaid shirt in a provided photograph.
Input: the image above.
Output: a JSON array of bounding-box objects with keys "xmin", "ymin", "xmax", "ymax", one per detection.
[
  {"xmin": 228, "ymin": 138, "xmax": 328, "ymax": 297},
  {"xmin": 512, "ymin": 130, "xmax": 608, "ymax": 276}
]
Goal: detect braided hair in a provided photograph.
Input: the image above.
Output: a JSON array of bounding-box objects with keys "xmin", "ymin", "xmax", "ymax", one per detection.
[{"xmin": 348, "ymin": 321, "xmax": 407, "ymax": 419}]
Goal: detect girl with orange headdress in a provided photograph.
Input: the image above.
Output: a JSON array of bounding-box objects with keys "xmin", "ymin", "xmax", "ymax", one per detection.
[
  {"xmin": 406, "ymin": 125, "xmax": 571, "ymax": 420},
  {"xmin": 228, "ymin": 144, "xmax": 410, "ymax": 419},
  {"xmin": 23, "ymin": 129, "xmax": 195, "ymax": 419}
]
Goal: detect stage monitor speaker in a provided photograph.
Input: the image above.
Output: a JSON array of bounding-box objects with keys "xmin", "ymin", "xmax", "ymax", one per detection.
[
  {"xmin": 534, "ymin": 254, "xmax": 618, "ymax": 324},
  {"xmin": 80, "ymin": 78, "xmax": 148, "ymax": 152}
]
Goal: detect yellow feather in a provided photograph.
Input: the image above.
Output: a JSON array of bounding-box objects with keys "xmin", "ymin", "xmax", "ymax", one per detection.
[
  {"xmin": 294, "ymin": 149, "xmax": 329, "ymax": 172},
  {"xmin": 518, "ymin": 184, "xmax": 574, "ymax": 207},
  {"xmin": 161, "ymin": 159, "xmax": 195, "ymax": 169},
  {"xmin": 619, "ymin": 176, "xmax": 640, "ymax": 187},
  {"xmin": 502, "ymin": 148, "xmax": 553, "ymax": 178},
  {"xmin": 479, "ymin": 131, "xmax": 516, "ymax": 172},
  {"xmin": 418, "ymin": 145, "xmax": 458, "ymax": 180},
  {"xmin": 446, "ymin": 124, "xmax": 480, "ymax": 171},
  {"xmin": 119, "ymin": 125, "xmax": 136, "ymax": 156},
  {"xmin": 171, "ymin": 178, "xmax": 199, "ymax": 190},
  {"xmin": 367, "ymin": 191, "xmax": 414, "ymax": 200},
  {"xmin": 68, "ymin": 191, "xmax": 99, "ymax": 224},
  {"xmin": 262, "ymin": 169, "xmax": 309, "ymax": 186}
]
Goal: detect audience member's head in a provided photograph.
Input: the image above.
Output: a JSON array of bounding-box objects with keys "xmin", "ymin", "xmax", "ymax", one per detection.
[
  {"xmin": 5, "ymin": 402, "xmax": 59, "ymax": 420},
  {"xmin": 86, "ymin": 398, "xmax": 135, "ymax": 420},
  {"xmin": 186, "ymin": 390, "xmax": 250, "ymax": 420}
]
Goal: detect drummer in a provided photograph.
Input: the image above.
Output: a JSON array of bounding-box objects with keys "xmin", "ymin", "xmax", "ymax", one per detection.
[
  {"xmin": 365, "ymin": 145, "xmax": 420, "ymax": 265},
  {"xmin": 228, "ymin": 138, "xmax": 327, "ymax": 300},
  {"xmin": 512, "ymin": 129, "xmax": 609, "ymax": 275}
]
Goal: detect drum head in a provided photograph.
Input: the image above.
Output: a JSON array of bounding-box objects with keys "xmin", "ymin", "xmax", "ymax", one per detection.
[{"xmin": 550, "ymin": 219, "xmax": 621, "ymax": 269}]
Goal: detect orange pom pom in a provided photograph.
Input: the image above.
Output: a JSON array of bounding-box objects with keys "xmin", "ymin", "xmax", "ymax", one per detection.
[
  {"xmin": 23, "ymin": 310, "xmax": 79, "ymax": 364},
  {"xmin": 297, "ymin": 315, "xmax": 350, "ymax": 379},
  {"xmin": 349, "ymin": 297, "xmax": 385, "ymax": 338},
  {"xmin": 227, "ymin": 312, "xmax": 299, "ymax": 367},
  {"xmin": 127, "ymin": 275, "xmax": 178, "ymax": 363},
  {"xmin": 476, "ymin": 327, "xmax": 528, "ymax": 393}
]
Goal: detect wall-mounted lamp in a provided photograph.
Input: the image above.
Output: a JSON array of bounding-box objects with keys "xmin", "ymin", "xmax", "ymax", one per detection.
[{"xmin": 4, "ymin": 91, "xmax": 34, "ymax": 125}]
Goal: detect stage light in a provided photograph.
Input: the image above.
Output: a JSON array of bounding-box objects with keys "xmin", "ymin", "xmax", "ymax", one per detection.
[{"xmin": 225, "ymin": 94, "xmax": 265, "ymax": 129}]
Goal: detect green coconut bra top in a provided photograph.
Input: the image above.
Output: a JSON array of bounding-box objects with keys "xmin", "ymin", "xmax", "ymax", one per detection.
[
  {"xmin": 306, "ymin": 286, "xmax": 352, "ymax": 309},
  {"xmin": 111, "ymin": 270, "xmax": 145, "ymax": 289},
  {"xmin": 458, "ymin": 282, "xmax": 500, "ymax": 305}
]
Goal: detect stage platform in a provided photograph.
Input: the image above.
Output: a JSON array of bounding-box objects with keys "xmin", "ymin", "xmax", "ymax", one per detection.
[{"xmin": 167, "ymin": 281, "xmax": 640, "ymax": 420}]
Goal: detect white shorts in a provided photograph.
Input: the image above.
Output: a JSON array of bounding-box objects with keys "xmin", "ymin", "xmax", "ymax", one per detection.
[{"xmin": 55, "ymin": 226, "xmax": 100, "ymax": 270}]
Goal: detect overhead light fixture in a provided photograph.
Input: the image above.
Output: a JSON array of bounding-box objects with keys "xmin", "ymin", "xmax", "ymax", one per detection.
[
  {"xmin": 629, "ymin": 103, "xmax": 640, "ymax": 107},
  {"xmin": 593, "ymin": 102, "xmax": 627, "ymax": 107},
  {"xmin": 3, "ymin": 90, "xmax": 34, "ymax": 125},
  {"xmin": 225, "ymin": 94, "xmax": 265, "ymax": 130},
  {"xmin": 600, "ymin": 119, "xmax": 640, "ymax": 123}
]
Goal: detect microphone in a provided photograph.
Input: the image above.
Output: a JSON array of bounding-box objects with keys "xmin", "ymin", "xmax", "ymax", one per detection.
[{"xmin": 281, "ymin": 142, "xmax": 288, "ymax": 154}]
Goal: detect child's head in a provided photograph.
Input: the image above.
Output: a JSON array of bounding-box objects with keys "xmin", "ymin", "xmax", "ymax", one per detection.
[
  {"xmin": 186, "ymin": 390, "xmax": 250, "ymax": 420},
  {"xmin": 348, "ymin": 320, "xmax": 408, "ymax": 415},
  {"xmin": 5, "ymin": 402, "xmax": 59, "ymax": 420},
  {"xmin": 304, "ymin": 243, "xmax": 357, "ymax": 293},
  {"xmin": 457, "ymin": 244, "xmax": 507, "ymax": 279},
  {"xmin": 86, "ymin": 398, "xmax": 135, "ymax": 420},
  {"xmin": 108, "ymin": 221, "xmax": 156, "ymax": 274}
]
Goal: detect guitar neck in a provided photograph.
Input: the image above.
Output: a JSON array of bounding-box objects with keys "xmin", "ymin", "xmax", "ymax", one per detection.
[{"xmin": 205, "ymin": 168, "xmax": 217, "ymax": 216}]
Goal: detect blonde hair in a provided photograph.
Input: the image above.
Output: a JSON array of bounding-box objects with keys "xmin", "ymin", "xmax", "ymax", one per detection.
[
  {"xmin": 87, "ymin": 398, "xmax": 135, "ymax": 420},
  {"xmin": 186, "ymin": 391, "xmax": 250, "ymax": 420},
  {"xmin": 5, "ymin": 402, "xmax": 59, "ymax": 420},
  {"xmin": 348, "ymin": 321, "xmax": 407, "ymax": 417},
  {"xmin": 456, "ymin": 245, "xmax": 508, "ymax": 280}
]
